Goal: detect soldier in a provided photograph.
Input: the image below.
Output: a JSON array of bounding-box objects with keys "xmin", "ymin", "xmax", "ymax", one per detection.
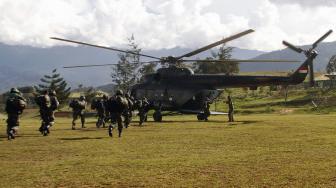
[
  {"xmin": 35, "ymin": 90, "xmax": 51, "ymax": 136},
  {"xmin": 107, "ymin": 90, "xmax": 128, "ymax": 137},
  {"xmin": 70, "ymin": 96, "xmax": 87, "ymax": 130},
  {"xmin": 138, "ymin": 97, "xmax": 150, "ymax": 126},
  {"xmin": 91, "ymin": 97, "xmax": 106, "ymax": 128},
  {"xmin": 227, "ymin": 95, "xmax": 234, "ymax": 122},
  {"xmin": 202, "ymin": 97, "xmax": 211, "ymax": 121},
  {"xmin": 123, "ymin": 93, "xmax": 134, "ymax": 128},
  {"xmin": 102, "ymin": 94, "xmax": 109, "ymax": 127},
  {"xmin": 5, "ymin": 88, "xmax": 26, "ymax": 140},
  {"xmin": 48, "ymin": 90, "xmax": 59, "ymax": 127}
]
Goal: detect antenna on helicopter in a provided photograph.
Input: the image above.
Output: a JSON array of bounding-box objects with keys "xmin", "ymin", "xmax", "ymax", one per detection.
[{"xmin": 282, "ymin": 30, "xmax": 333, "ymax": 87}]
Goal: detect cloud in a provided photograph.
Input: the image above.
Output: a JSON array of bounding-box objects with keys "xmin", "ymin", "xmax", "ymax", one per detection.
[
  {"xmin": 0, "ymin": 0, "xmax": 335, "ymax": 51},
  {"xmin": 269, "ymin": 0, "xmax": 336, "ymax": 7}
]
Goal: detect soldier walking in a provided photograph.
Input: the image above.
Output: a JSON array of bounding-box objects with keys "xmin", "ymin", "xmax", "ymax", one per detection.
[
  {"xmin": 35, "ymin": 90, "xmax": 51, "ymax": 136},
  {"xmin": 91, "ymin": 97, "xmax": 106, "ymax": 128},
  {"xmin": 70, "ymin": 96, "xmax": 87, "ymax": 130},
  {"xmin": 138, "ymin": 97, "xmax": 150, "ymax": 126},
  {"xmin": 227, "ymin": 95, "xmax": 234, "ymax": 122},
  {"xmin": 123, "ymin": 93, "xmax": 134, "ymax": 128},
  {"xmin": 107, "ymin": 90, "xmax": 128, "ymax": 137},
  {"xmin": 5, "ymin": 88, "xmax": 26, "ymax": 140},
  {"xmin": 48, "ymin": 90, "xmax": 59, "ymax": 127}
]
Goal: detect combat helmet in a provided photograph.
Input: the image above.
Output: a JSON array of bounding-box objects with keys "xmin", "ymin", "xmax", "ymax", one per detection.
[
  {"xmin": 10, "ymin": 88, "xmax": 20, "ymax": 94},
  {"xmin": 115, "ymin": 89, "xmax": 123, "ymax": 96},
  {"xmin": 79, "ymin": 96, "xmax": 86, "ymax": 100}
]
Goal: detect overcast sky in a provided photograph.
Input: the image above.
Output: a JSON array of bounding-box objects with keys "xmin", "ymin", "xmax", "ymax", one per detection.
[{"xmin": 0, "ymin": 0, "xmax": 335, "ymax": 51}]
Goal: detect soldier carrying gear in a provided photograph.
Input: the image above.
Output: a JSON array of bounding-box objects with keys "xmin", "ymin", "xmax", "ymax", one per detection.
[
  {"xmin": 227, "ymin": 95, "xmax": 234, "ymax": 122},
  {"xmin": 69, "ymin": 95, "xmax": 87, "ymax": 130},
  {"xmin": 107, "ymin": 90, "xmax": 128, "ymax": 137},
  {"xmin": 5, "ymin": 88, "xmax": 26, "ymax": 140},
  {"xmin": 138, "ymin": 97, "xmax": 150, "ymax": 126},
  {"xmin": 123, "ymin": 93, "xmax": 134, "ymax": 128},
  {"xmin": 35, "ymin": 90, "xmax": 51, "ymax": 136},
  {"xmin": 102, "ymin": 94, "xmax": 110, "ymax": 125},
  {"xmin": 91, "ymin": 97, "xmax": 106, "ymax": 128},
  {"xmin": 48, "ymin": 90, "xmax": 59, "ymax": 127}
]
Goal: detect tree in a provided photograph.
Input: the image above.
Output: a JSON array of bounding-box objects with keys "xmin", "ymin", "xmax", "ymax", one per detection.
[
  {"xmin": 34, "ymin": 69, "xmax": 71, "ymax": 103},
  {"xmin": 326, "ymin": 55, "xmax": 336, "ymax": 75},
  {"xmin": 111, "ymin": 35, "xmax": 141, "ymax": 91},
  {"xmin": 194, "ymin": 44, "xmax": 238, "ymax": 75}
]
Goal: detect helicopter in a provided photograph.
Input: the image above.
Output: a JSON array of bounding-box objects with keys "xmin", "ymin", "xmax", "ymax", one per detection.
[{"xmin": 51, "ymin": 29, "xmax": 332, "ymax": 121}]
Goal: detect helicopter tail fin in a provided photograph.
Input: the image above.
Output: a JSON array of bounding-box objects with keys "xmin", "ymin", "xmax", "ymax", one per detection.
[{"xmin": 289, "ymin": 59, "xmax": 310, "ymax": 84}]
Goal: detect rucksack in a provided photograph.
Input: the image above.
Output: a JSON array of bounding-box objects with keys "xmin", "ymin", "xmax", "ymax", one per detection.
[
  {"xmin": 50, "ymin": 96, "xmax": 59, "ymax": 111},
  {"xmin": 36, "ymin": 95, "xmax": 51, "ymax": 109},
  {"xmin": 6, "ymin": 97, "xmax": 26, "ymax": 113}
]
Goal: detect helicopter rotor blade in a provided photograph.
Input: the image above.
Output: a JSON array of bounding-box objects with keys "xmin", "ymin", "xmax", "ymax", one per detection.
[
  {"xmin": 180, "ymin": 59, "xmax": 300, "ymax": 63},
  {"xmin": 282, "ymin": 41, "xmax": 304, "ymax": 53},
  {"xmin": 63, "ymin": 63, "xmax": 119, "ymax": 68},
  {"xmin": 312, "ymin": 29, "xmax": 333, "ymax": 49},
  {"xmin": 176, "ymin": 29, "xmax": 255, "ymax": 59},
  {"xmin": 51, "ymin": 37, "xmax": 162, "ymax": 60}
]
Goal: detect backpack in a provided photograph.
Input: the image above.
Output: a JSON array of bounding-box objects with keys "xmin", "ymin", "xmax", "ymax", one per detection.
[
  {"xmin": 50, "ymin": 96, "xmax": 59, "ymax": 111},
  {"xmin": 36, "ymin": 95, "xmax": 51, "ymax": 109},
  {"xmin": 6, "ymin": 97, "xmax": 26, "ymax": 113}
]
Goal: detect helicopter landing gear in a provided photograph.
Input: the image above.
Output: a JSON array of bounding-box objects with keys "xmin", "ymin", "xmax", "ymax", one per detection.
[
  {"xmin": 197, "ymin": 113, "xmax": 208, "ymax": 121},
  {"xmin": 153, "ymin": 110, "xmax": 162, "ymax": 122}
]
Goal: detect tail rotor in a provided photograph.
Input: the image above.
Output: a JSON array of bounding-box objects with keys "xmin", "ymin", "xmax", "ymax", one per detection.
[{"xmin": 282, "ymin": 30, "xmax": 333, "ymax": 87}]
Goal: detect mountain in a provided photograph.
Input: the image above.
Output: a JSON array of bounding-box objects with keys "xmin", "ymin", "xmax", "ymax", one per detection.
[
  {"xmin": 240, "ymin": 41, "xmax": 336, "ymax": 72},
  {"xmin": 0, "ymin": 42, "xmax": 264, "ymax": 92}
]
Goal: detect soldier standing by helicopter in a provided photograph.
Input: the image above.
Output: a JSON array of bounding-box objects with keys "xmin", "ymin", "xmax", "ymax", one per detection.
[
  {"xmin": 227, "ymin": 95, "xmax": 234, "ymax": 122},
  {"xmin": 202, "ymin": 97, "xmax": 211, "ymax": 121},
  {"xmin": 5, "ymin": 88, "xmax": 26, "ymax": 140},
  {"xmin": 69, "ymin": 96, "xmax": 87, "ymax": 130}
]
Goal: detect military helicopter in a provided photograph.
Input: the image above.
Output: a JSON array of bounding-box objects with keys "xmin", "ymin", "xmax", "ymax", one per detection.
[{"xmin": 51, "ymin": 29, "xmax": 332, "ymax": 121}]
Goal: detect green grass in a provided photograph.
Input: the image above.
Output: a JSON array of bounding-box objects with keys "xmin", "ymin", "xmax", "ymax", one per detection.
[{"xmin": 1, "ymin": 113, "xmax": 336, "ymax": 187}]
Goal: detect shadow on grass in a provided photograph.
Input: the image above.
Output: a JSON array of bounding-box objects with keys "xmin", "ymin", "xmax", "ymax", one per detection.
[
  {"xmin": 59, "ymin": 137, "xmax": 105, "ymax": 141},
  {"xmin": 137, "ymin": 120, "xmax": 261, "ymax": 125}
]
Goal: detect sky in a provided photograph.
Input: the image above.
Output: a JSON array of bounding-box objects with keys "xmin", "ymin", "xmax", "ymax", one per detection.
[{"xmin": 0, "ymin": 0, "xmax": 335, "ymax": 51}]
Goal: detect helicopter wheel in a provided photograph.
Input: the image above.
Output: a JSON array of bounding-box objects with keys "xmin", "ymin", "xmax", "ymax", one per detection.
[
  {"xmin": 153, "ymin": 111, "xmax": 162, "ymax": 122},
  {"xmin": 197, "ymin": 113, "xmax": 205, "ymax": 121}
]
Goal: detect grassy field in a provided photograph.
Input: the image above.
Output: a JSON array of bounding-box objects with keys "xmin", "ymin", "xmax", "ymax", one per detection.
[{"xmin": 1, "ymin": 113, "xmax": 336, "ymax": 187}]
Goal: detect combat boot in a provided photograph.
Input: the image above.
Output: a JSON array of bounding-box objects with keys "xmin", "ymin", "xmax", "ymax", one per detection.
[{"xmin": 108, "ymin": 125, "xmax": 113, "ymax": 137}]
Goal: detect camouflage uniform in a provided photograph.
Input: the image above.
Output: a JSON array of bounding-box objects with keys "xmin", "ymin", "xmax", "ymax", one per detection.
[
  {"xmin": 5, "ymin": 88, "xmax": 26, "ymax": 140},
  {"xmin": 35, "ymin": 91, "xmax": 51, "ymax": 135},
  {"xmin": 70, "ymin": 96, "xmax": 86, "ymax": 129},
  {"xmin": 92, "ymin": 98, "xmax": 106, "ymax": 128},
  {"xmin": 123, "ymin": 93, "xmax": 134, "ymax": 128},
  {"xmin": 227, "ymin": 95, "xmax": 234, "ymax": 122},
  {"xmin": 138, "ymin": 97, "xmax": 150, "ymax": 126},
  {"xmin": 107, "ymin": 90, "xmax": 128, "ymax": 137},
  {"xmin": 202, "ymin": 97, "xmax": 211, "ymax": 121},
  {"xmin": 48, "ymin": 90, "xmax": 59, "ymax": 127}
]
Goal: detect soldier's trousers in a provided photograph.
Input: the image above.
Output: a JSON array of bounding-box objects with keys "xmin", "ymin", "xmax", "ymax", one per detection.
[
  {"xmin": 47, "ymin": 110, "xmax": 56, "ymax": 125},
  {"xmin": 40, "ymin": 110, "xmax": 50, "ymax": 128},
  {"xmin": 96, "ymin": 110, "xmax": 105, "ymax": 127},
  {"xmin": 7, "ymin": 113, "xmax": 19, "ymax": 133},
  {"xmin": 72, "ymin": 111, "xmax": 85, "ymax": 127},
  {"xmin": 123, "ymin": 110, "xmax": 132, "ymax": 127},
  {"xmin": 139, "ymin": 111, "xmax": 147, "ymax": 125},
  {"xmin": 228, "ymin": 110, "xmax": 234, "ymax": 122},
  {"xmin": 110, "ymin": 113, "xmax": 123, "ymax": 135}
]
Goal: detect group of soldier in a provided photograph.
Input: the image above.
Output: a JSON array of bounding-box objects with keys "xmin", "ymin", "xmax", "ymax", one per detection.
[
  {"xmin": 4, "ymin": 88, "xmax": 233, "ymax": 140},
  {"xmin": 70, "ymin": 89, "xmax": 150, "ymax": 138}
]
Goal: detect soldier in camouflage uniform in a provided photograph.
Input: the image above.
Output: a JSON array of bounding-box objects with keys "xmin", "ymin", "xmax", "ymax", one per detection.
[
  {"xmin": 48, "ymin": 90, "xmax": 59, "ymax": 127},
  {"xmin": 227, "ymin": 95, "xmax": 234, "ymax": 122},
  {"xmin": 138, "ymin": 97, "xmax": 150, "ymax": 126},
  {"xmin": 102, "ymin": 94, "xmax": 109, "ymax": 127},
  {"xmin": 202, "ymin": 97, "xmax": 211, "ymax": 121},
  {"xmin": 70, "ymin": 96, "xmax": 87, "ymax": 130},
  {"xmin": 36, "ymin": 90, "xmax": 51, "ymax": 136},
  {"xmin": 91, "ymin": 97, "xmax": 106, "ymax": 128},
  {"xmin": 5, "ymin": 88, "xmax": 26, "ymax": 140},
  {"xmin": 107, "ymin": 90, "xmax": 128, "ymax": 137},
  {"xmin": 123, "ymin": 93, "xmax": 134, "ymax": 128}
]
